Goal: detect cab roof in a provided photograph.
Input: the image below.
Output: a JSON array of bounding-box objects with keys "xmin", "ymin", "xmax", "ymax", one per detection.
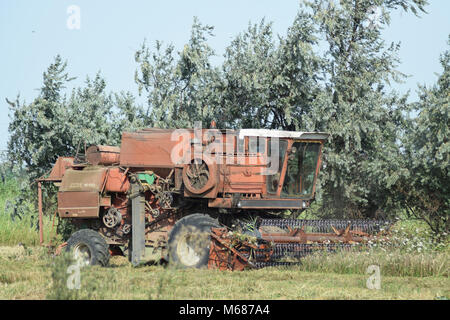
[
  {"xmin": 237, "ymin": 129, "xmax": 329, "ymax": 141},
  {"xmin": 137, "ymin": 128, "xmax": 329, "ymax": 141}
]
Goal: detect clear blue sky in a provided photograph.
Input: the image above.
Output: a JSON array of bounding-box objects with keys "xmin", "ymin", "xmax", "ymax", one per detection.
[{"xmin": 1, "ymin": 0, "xmax": 449, "ymax": 151}]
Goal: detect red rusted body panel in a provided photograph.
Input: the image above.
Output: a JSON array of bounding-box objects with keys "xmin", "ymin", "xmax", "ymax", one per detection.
[
  {"xmin": 57, "ymin": 167, "xmax": 107, "ymax": 218},
  {"xmin": 119, "ymin": 130, "xmax": 263, "ymax": 201},
  {"xmin": 59, "ymin": 167, "xmax": 107, "ymax": 192},
  {"xmin": 224, "ymin": 164, "xmax": 265, "ymax": 194},
  {"xmin": 42, "ymin": 157, "xmax": 74, "ymax": 181},
  {"xmin": 57, "ymin": 191, "xmax": 100, "ymax": 218},
  {"xmin": 117, "ymin": 128, "xmax": 327, "ymax": 208},
  {"xmin": 105, "ymin": 167, "xmax": 130, "ymax": 193},
  {"xmin": 86, "ymin": 145, "xmax": 120, "ymax": 165},
  {"xmin": 119, "ymin": 130, "xmax": 180, "ymax": 168}
]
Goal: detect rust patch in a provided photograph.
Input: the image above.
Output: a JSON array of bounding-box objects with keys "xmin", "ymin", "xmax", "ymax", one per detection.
[
  {"xmin": 59, "ymin": 167, "xmax": 107, "ymax": 192},
  {"xmin": 57, "ymin": 191, "xmax": 100, "ymax": 218},
  {"xmin": 86, "ymin": 145, "xmax": 120, "ymax": 165}
]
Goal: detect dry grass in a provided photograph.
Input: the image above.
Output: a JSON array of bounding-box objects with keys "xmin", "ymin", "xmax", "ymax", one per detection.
[
  {"xmin": 0, "ymin": 246, "xmax": 448, "ymax": 300},
  {"xmin": 299, "ymin": 248, "xmax": 449, "ymax": 277}
]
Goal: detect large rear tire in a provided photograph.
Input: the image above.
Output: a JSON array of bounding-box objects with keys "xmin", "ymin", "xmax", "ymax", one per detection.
[
  {"xmin": 66, "ymin": 229, "xmax": 110, "ymax": 266},
  {"xmin": 168, "ymin": 214, "xmax": 219, "ymax": 269}
]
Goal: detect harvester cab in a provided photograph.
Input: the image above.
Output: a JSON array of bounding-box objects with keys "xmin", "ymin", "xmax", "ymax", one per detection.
[{"xmin": 37, "ymin": 127, "xmax": 389, "ymax": 270}]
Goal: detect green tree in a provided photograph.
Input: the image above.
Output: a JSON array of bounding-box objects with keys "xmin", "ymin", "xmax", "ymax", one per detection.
[
  {"xmin": 8, "ymin": 1, "xmax": 436, "ymax": 227},
  {"xmin": 110, "ymin": 91, "xmax": 145, "ymax": 142},
  {"xmin": 7, "ymin": 55, "xmax": 75, "ymax": 181},
  {"xmin": 399, "ymin": 38, "xmax": 449, "ymax": 239},
  {"xmin": 7, "ymin": 57, "xmax": 142, "ymax": 181},
  {"xmin": 135, "ymin": 17, "xmax": 220, "ymax": 128},
  {"xmin": 132, "ymin": 1, "xmax": 428, "ymax": 219},
  {"xmin": 304, "ymin": 0, "xmax": 427, "ymax": 218},
  {"xmin": 217, "ymin": 0, "xmax": 427, "ymax": 218},
  {"xmin": 6, "ymin": 57, "xmax": 142, "ymax": 221},
  {"xmin": 219, "ymin": 10, "xmax": 323, "ymax": 130},
  {"xmin": 64, "ymin": 72, "xmax": 121, "ymax": 150}
]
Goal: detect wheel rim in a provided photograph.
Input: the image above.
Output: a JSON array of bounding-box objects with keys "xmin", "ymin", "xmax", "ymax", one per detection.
[
  {"xmin": 73, "ymin": 243, "xmax": 91, "ymax": 266},
  {"xmin": 176, "ymin": 233, "xmax": 208, "ymax": 267}
]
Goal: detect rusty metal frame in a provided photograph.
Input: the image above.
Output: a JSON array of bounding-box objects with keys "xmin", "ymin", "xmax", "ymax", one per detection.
[
  {"xmin": 131, "ymin": 182, "xmax": 146, "ymax": 266},
  {"xmin": 260, "ymin": 224, "xmax": 370, "ymax": 244},
  {"xmin": 38, "ymin": 181, "xmax": 43, "ymax": 244},
  {"xmin": 207, "ymin": 223, "xmax": 384, "ymax": 271},
  {"xmin": 208, "ymin": 228, "xmax": 256, "ymax": 271}
]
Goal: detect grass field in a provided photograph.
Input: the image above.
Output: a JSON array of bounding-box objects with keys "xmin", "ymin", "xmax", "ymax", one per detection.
[
  {"xmin": 0, "ymin": 245, "xmax": 448, "ymax": 300},
  {"xmin": 0, "ymin": 178, "xmax": 61, "ymax": 246},
  {"xmin": 0, "ymin": 178, "xmax": 448, "ymax": 300}
]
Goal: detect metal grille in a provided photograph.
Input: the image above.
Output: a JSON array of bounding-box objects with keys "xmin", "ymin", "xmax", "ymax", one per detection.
[{"xmin": 259, "ymin": 218, "xmax": 391, "ymax": 234}]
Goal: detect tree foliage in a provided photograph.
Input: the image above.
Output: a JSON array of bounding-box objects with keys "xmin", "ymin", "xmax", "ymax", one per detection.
[
  {"xmin": 304, "ymin": 0, "xmax": 426, "ymax": 218},
  {"xmin": 219, "ymin": 12, "xmax": 323, "ymax": 130},
  {"xmin": 398, "ymin": 38, "xmax": 449, "ymax": 238},
  {"xmin": 7, "ymin": 55, "xmax": 75, "ymax": 181},
  {"xmin": 7, "ymin": 56, "xmax": 140, "ymax": 181},
  {"xmin": 8, "ymin": 1, "xmax": 449, "ymax": 241},
  {"xmin": 135, "ymin": 17, "xmax": 220, "ymax": 128},
  {"xmin": 214, "ymin": 0, "xmax": 427, "ymax": 218}
]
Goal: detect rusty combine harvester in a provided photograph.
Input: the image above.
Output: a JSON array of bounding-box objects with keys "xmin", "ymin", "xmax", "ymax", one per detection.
[{"xmin": 38, "ymin": 127, "xmax": 389, "ymax": 270}]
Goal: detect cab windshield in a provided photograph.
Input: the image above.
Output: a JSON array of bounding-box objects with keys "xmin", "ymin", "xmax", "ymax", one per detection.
[{"xmin": 281, "ymin": 142, "xmax": 321, "ymax": 198}]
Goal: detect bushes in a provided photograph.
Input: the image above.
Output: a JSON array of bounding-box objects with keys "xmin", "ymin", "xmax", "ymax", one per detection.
[
  {"xmin": 0, "ymin": 177, "xmax": 60, "ymax": 246},
  {"xmin": 396, "ymin": 40, "xmax": 450, "ymax": 241}
]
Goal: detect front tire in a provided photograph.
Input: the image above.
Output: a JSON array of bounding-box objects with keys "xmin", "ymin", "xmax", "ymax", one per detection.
[
  {"xmin": 66, "ymin": 229, "xmax": 110, "ymax": 266},
  {"xmin": 168, "ymin": 214, "xmax": 219, "ymax": 268}
]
